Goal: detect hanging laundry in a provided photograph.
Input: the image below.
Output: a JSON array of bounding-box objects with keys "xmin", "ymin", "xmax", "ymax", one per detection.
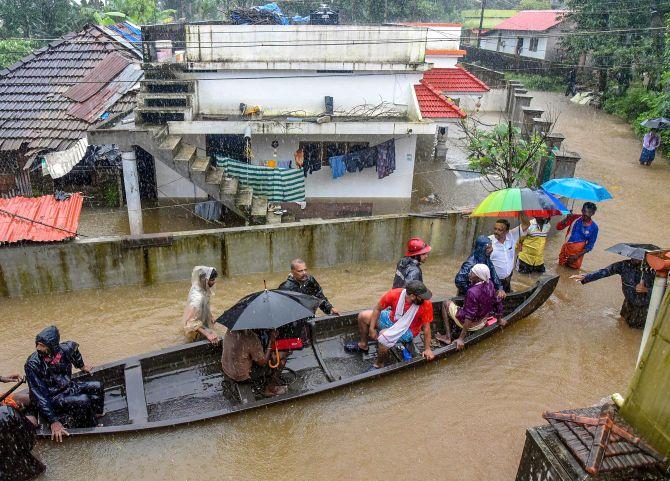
[
  {"xmin": 376, "ymin": 139, "xmax": 396, "ymax": 179},
  {"xmin": 216, "ymin": 156, "xmax": 305, "ymax": 202},
  {"xmin": 343, "ymin": 152, "xmax": 360, "ymax": 173},
  {"xmin": 294, "ymin": 148, "xmax": 304, "ymax": 168},
  {"xmin": 195, "ymin": 200, "xmax": 222, "ymax": 221},
  {"xmin": 361, "ymin": 146, "xmax": 377, "ymax": 169},
  {"xmin": 329, "ymin": 155, "xmax": 346, "ymax": 179},
  {"xmin": 277, "ymin": 160, "xmax": 292, "ymax": 169},
  {"xmin": 302, "ymin": 144, "xmax": 322, "ymax": 176}
]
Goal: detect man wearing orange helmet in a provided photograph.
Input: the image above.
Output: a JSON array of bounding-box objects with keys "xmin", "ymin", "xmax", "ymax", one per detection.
[{"xmin": 392, "ymin": 237, "xmax": 431, "ymax": 289}]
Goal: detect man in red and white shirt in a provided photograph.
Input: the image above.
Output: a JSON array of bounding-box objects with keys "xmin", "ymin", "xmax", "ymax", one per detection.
[{"xmin": 345, "ymin": 280, "xmax": 435, "ymax": 368}]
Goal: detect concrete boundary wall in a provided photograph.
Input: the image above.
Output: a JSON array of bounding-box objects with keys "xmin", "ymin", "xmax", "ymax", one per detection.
[{"xmin": 0, "ymin": 213, "xmax": 487, "ymax": 298}]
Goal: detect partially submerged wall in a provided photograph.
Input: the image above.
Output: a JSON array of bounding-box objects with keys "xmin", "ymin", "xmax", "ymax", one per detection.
[{"xmin": 0, "ymin": 213, "xmax": 485, "ymax": 298}]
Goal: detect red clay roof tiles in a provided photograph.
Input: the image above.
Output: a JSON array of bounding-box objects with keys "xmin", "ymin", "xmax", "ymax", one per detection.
[
  {"xmin": 414, "ymin": 80, "xmax": 466, "ymax": 119},
  {"xmin": 0, "ymin": 193, "xmax": 83, "ymax": 243},
  {"xmin": 492, "ymin": 10, "xmax": 566, "ymax": 32},
  {"xmin": 423, "ymin": 65, "xmax": 490, "ymax": 93}
]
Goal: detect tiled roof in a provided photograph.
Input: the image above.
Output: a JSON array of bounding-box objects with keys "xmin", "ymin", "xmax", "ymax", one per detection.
[
  {"xmin": 0, "ymin": 193, "xmax": 83, "ymax": 244},
  {"xmin": 492, "ymin": 10, "xmax": 566, "ymax": 31},
  {"xmin": 414, "ymin": 80, "xmax": 466, "ymax": 119},
  {"xmin": 0, "ymin": 23, "xmax": 142, "ymax": 160},
  {"xmin": 423, "ymin": 65, "xmax": 490, "ymax": 93}
]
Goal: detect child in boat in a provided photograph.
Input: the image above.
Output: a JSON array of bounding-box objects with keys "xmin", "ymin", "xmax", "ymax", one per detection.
[{"xmin": 438, "ymin": 264, "xmax": 505, "ymax": 350}]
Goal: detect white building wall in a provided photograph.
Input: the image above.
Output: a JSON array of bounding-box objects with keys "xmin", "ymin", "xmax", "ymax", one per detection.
[
  {"xmin": 154, "ymin": 160, "xmax": 208, "ymax": 199},
  {"xmin": 425, "ymin": 55, "xmax": 459, "ymax": 68},
  {"xmin": 480, "ymin": 31, "xmax": 549, "ymax": 60},
  {"xmin": 190, "ymin": 71, "xmax": 423, "ymax": 117},
  {"xmin": 185, "ymin": 25, "xmax": 426, "ymax": 66},
  {"xmin": 222, "ymin": 134, "xmax": 417, "ymax": 199}
]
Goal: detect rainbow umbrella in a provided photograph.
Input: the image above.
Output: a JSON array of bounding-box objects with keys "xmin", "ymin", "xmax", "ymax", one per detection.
[{"xmin": 471, "ymin": 187, "xmax": 570, "ymax": 217}]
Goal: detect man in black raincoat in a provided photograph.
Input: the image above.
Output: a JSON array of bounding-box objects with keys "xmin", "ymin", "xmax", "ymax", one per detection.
[
  {"xmin": 392, "ymin": 237, "xmax": 431, "ymax": 288},
  {"xmin": 0, "ymin": 405, "xmax": 45, "ymax": 481},
  {"xmin": 278, "ymin": 259, "xmax": 339, "ymax": 316},
  {"xmin": 571, "ymin": 259, "xmax": 656, "ymax": 329},
  {"xmin": 24, "ymin": 326, "xmax": 104, "ymax": 442}
]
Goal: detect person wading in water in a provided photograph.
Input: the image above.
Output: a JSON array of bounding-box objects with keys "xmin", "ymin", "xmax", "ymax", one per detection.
[
  {"xmin": 570, "ymin": 253, "xmax": 657, "ymax": 328},
  {"xmin": 183, "ymin": 266, "xmax": 220, "ymax": 344},
  {"xmin": 392, "ymin": 237, "xmax": 431, "ymax": 288},
  {"xmin": 557, "ymin": 202, "xmax": 599, "ymax": 270}
]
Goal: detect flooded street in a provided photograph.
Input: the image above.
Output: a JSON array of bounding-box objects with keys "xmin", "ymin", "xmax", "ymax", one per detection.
[{"xmin": 2, "ymin": 92, "xmax": 670, "ymax": 481}]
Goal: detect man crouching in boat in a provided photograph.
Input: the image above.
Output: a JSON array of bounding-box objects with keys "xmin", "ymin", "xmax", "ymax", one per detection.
[
  {"xmin": 183, "ymin": 266, "xmax": 220, "ymax": 344},
  {"xmin": 345, "ymin": 280, "xmax": 435, "ymax": 369},
  {"xmin": 437, "ymin": 264, "xmax": 505, "ymax": 350},
  {"xmin": 221, "ymin": 329, "xmax": 288, "ymax": 397},
  {"xmin": 25, "ymin": 326, "xmax": 103, "ymax": 442}
]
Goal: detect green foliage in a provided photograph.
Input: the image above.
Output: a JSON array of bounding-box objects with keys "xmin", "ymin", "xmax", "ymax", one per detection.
[
  {"xmin": 0, "ymin": 39, "xmax": 37, "ymax": 69},
  {"xmin": 517, "ymin": 0, "xmax": 550, "ymax": 9},
  {"xmin": 102, "ymin": 182, "xmax": 120, "ymax": 207},
  {"xmin": 504, "ymin": 73, "xmax": 564, "ymax": 92},
  {"xmin": 0, "ymin": 0, "xmax": 85, "ymax": 37},
  {"xmin": 464, "ymin": 121, "xmax": 549, "ymax": 188}
]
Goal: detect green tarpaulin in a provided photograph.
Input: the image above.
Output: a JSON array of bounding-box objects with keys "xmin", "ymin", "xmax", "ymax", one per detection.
[{"xmin": 215, "ymin": 156, "xmax": 305, "ymax": 202}]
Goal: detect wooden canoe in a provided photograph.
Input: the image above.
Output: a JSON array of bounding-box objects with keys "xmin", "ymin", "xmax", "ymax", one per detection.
[{"xmin": 35, "ymin": 274, "xmax": 558, "ymax": 437}]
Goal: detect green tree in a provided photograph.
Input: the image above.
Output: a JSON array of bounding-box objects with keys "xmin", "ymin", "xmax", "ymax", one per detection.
[
  {"xmin": 560, "ymin": 0, "xmax": 670, "ymax": 93},
  {"xmin": 462, "ymin": 120, "xmax": 550, "ymax": 189},
  {"xmin": 518, "ymin": 0, "xmax": 550, "ymax": 9},
  {"xmin": 0, "ymin": 39, "xmax": 37, "ymax": 68},
  {"xmin": 0, "ymin": 0, "xmax": 84, "ymax": 38}
]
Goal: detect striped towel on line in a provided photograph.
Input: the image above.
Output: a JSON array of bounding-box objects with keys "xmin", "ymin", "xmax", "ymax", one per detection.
[{"xmin": 215, "ymin": 156, "xmax": 306, "ymax": 202}]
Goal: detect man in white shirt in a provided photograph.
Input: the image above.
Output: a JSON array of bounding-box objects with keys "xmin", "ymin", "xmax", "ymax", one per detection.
[{"xmin": 488, "ymin": 215, "xmax": 530, "ymax": 295}]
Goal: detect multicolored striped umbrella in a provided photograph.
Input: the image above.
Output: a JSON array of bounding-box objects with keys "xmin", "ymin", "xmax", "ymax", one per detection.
[{"xmin": 471, "ymin": 187, "xmax": 570, "ymax": 217}]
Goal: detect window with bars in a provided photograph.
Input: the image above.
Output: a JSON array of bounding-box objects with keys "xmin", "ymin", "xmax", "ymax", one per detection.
[{"xmin": 529, "ymin": 37, "xmax": 539, "ymax": 52}]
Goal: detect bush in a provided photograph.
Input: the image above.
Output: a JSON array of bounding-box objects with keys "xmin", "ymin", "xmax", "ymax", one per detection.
[{"xmin": 504, "ymin": 73, "xmax": 564, "ymax": 92}]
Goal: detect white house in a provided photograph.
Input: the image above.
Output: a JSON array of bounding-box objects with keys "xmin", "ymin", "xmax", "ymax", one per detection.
[
  {"xmin": 479, "ymin": 10, "xmax": 569, "ymax": 61},
  {"xmin": 92, "ymin": 23, "xmax": 478, "ymax": 229}
]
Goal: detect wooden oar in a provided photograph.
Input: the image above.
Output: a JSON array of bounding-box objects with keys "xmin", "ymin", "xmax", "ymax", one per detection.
[{"xmin": 0, "ymin": 378, "xmax": 26, "ymax": 404}]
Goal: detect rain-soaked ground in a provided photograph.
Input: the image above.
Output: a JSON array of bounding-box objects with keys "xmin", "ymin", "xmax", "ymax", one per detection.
[{"xmin": 2, "ymin": 92, "xmax": 670, "ymax": 480}]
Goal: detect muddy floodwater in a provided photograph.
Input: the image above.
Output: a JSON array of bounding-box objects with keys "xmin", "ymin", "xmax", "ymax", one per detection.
[{"xmin": 2, "ymin": 92, "xmax": 670, "ymax": 480}]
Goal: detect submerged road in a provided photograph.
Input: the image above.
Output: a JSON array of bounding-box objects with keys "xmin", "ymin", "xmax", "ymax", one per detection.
[{"xmin": 1, "ymin": 92, "xmax": 669, "ymax": 480}]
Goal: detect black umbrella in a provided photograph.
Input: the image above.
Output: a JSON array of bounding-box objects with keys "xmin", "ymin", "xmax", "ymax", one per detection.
[
  {"xmin": 605, "ymin": 243, "xmax": 660, "ymax": 261},
  {"xmin": 216, "ymin": 289, "xmax": 321, "ymax": 331}
]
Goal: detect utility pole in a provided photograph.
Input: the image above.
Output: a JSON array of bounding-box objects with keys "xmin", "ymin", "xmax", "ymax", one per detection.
[
  {"xmin": 384, "ymin": 0, "xmax": 388, "ymax": 23},
  {"xmin": 477, "ymin": 0, "xmax": 487, "ymax": 48}
]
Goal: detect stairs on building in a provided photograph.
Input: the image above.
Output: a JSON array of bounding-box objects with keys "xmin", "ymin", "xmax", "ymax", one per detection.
[{"xmin": 148, "ymin": 126, "xmax": 268, "ymax": 225}]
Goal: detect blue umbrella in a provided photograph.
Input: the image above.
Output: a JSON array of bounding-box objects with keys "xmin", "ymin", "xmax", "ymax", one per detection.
[{"xmin": 541, "ymin": 178, "xmax": 613, "ymax": 202}]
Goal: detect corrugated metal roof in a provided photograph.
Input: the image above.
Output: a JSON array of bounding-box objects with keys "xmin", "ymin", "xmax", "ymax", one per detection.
[
  {"xmin": 423, "ymin": 65, "xmax": 490, "ymax": 93},
  {"xmin": 491, "ymin": 10, "xmax": 566, "ymax": 32},
  {"xmin": 414, "ymin": 80, "xmax": 466, "ymax": 119},
  {"xmin": 0, "ymin": 193, "xmax": 83, "ymax": 243},
  {"xmin": 63, "ymin": 51, "xmax": 130, "ymax": 102},
  {"xmin": 0, "ymin": 23, "xmax": 143, "ymax": 166}
]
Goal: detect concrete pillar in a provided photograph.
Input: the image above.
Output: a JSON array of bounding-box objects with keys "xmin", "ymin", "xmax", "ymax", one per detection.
[
  {"xmin": 509, "ymin": 88, "xmax": 529, "ymax": 119},
  {"xmin": 546, "ymin": 133, "xmax": 565, "ymax": 151},
  {"xmin": 121, "ymin": 148, "xmax": 144, "ymax": 236},
  {"xmin": 513, "ymin": 94, "xmax": 533, "ymax": 129},
  {"xmin": 506, "ymin": 81, "xmax": 523, "ymax": 115},
  {"xmin": 553, "ymin": 150, "xmax": 581, "ymax": 179},
  {"xmin": 522, "ymin": 107, "xmax": 544, "ymax": 138},
  {"xmin": 532, "ymin": 119, "xmax": 554, "ymax": 136}
]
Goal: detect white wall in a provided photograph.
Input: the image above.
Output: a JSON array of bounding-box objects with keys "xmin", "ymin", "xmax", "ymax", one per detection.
[
  {"xmin": 191, "ymin": 71, "xmax": 423, "ymax": 117},
  {"xmin": 185, "ymin": 25, "xmax": 427, "ymax": 66},
  {"xmin": 425, "ymin": 54, "xmax": 459, "ymax": 68},
  {"xmin": 424, "ymin": 25, "xmax": 462, "ymax": 51},
  {"xmin": 480, "ymin": 31, "xmax": 549, "ymax": 60},
  {"xmin": 155, "ymin": 160, "xmax": 207, "ymax": 199},
  {"xmin": 218, "ymin": 134, "xmax": 417, "ymax": 199}
]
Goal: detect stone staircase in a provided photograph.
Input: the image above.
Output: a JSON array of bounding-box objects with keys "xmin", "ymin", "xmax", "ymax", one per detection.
[
  {"xmin": 149, "ymin": 127, "xmax": 269, "ymax": 225},
  {"xmin": 134, "ymin": 75, "xmax": 271, "ymax": 225}
]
